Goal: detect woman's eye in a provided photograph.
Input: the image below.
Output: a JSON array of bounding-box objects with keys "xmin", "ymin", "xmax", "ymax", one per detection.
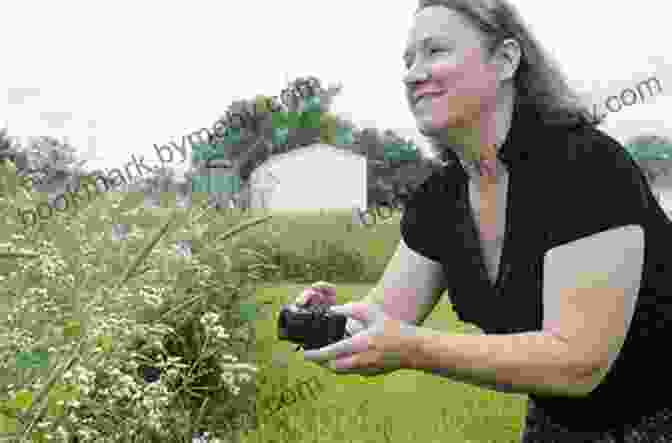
[{"xmin": 429, "ymin": 48, "xmax": 442, "ymax": 55}]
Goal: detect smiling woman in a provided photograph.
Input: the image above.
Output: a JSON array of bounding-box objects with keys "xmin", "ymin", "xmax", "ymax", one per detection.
[{"xmin": 296, "ymin": 1, "xmax": 672, "ymax": 442}]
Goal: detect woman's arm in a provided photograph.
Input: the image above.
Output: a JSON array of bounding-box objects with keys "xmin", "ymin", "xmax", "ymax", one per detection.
[
  {"xmin": 407, "ymin": 225, "xmax": 644, "ymax": 397},
  {"xmin": 408, "ymin": 329, "xmax": 587, "ymax": 396},
  {"xmin": 348, "ymin": 238, "xmax": 449, "ymax": 335}
]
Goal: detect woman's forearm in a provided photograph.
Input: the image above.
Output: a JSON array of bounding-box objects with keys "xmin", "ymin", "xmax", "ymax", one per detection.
[
  {"xmin": 407, "ymin": 328, "xmax": 599, "ymax": 397},
  {"xmin": 362, "ymin": 286, "xmax": 443, "ymax": 326},
  {"xmin": 347, "ymin": 287, "xmax": 442, "ymax": 341}
]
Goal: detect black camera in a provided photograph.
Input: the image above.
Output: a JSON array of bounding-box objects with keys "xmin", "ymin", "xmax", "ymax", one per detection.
[{"xmin": 277, "ymin": 304, "xmax": 348, "ymax": 350}]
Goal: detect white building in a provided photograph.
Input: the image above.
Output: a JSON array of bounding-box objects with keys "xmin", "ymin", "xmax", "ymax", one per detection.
[{"xmin": 248, "ymin": 144, "xmax": 367, "ymax": 213}]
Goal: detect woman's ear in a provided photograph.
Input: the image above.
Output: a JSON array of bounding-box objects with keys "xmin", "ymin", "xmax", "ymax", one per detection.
[{"xmin": 492, "ymin": 38, "xmax": 522, "ymax": 82}]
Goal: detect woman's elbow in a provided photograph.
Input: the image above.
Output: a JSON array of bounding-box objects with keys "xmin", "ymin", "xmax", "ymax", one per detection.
[{"xmin": 558, "ymin": 364, "xmax": 607, "ymax": 398}]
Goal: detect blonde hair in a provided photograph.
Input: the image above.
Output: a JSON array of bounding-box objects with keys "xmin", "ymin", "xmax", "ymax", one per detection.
[{"xmin": 416, "ymin": 0, "xmax": 603, "ymax": 162}]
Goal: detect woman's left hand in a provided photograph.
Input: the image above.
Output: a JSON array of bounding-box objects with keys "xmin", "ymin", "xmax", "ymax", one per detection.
[{"xmin": 303, "ymin": 302, "xmax": 420, "ymax": 376}]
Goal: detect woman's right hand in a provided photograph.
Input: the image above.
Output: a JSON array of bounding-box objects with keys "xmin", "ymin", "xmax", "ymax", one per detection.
[
  {"xmin": 294, "ymin": 281, "xmax": 366, "ymax": 338},
  {"xmin": 295, "ymin": 281, "xmax": 337, "ymax": 308}
]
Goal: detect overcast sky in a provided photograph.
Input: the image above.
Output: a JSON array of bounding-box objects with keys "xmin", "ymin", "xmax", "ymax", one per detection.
[{"xmin": 1, "ymin": 0, "xmax": 670, "ymax": 176}]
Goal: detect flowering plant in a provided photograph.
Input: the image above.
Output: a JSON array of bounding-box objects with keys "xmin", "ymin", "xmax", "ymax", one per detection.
[{"xmin": 0, "ymin": 160, "xmax": 269, "ymax": 441}]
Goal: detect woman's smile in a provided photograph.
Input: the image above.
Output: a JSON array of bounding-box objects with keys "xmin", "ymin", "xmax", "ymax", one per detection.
[{"xmin": 415, "ymin": 92, "xmax": 446, "ymax": 107}]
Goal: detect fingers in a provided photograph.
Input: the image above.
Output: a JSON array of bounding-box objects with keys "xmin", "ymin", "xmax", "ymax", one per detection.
[
  {"xmin": 311, "ymin": 281, "xmax": 336, "ymax": 294},
  {"xmin": 295, "ymin": 288, "xmax": 318, "ymax": 306},
  {"xmin": 345, "ymin": 318, "xmax": 367, "ymax": 336},
  {"xmin": 296, "ymin": 288, "xmax": 336, "ymax": 307},
  {"xmin": 295, "ymin": 281, "xmax": 337, "ymax": 307}
]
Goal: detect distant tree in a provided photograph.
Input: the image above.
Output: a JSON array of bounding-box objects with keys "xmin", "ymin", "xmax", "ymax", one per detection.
[
  {"xmin": 276, "ymin": 77, "xmax": 343, "ymax": 151},
  {"xmin": 11, "ymin": 135, "xmax": 88, "ymax": 202},
  {"xmin": 195, "ymin": 77, "xmax": 437, "ymax": 211},
  {"xmin": 625, "ymin": 134, "xmax": 672, "ymax": 184},
  {"xmin": 320, "ymin": 113, "xmax": 357, "ymax": 149},
  {"xmin": 0, "ymin": 127, "xmax": 19, "ymax": 165},
  {"xmin": 359, "ymin": 127, "xmax": 386, "ymax": 161}
]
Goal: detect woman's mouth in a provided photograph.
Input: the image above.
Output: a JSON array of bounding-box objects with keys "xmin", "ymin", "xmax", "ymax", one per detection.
[{"xmin": 414, "ymin": 92, "xmax": 445, "ymax": 106}]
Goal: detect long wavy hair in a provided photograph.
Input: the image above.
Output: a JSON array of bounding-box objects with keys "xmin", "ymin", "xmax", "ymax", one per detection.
[{"xmin": 415, "ymin": 0, "xmax": 604, "ymax": 163}]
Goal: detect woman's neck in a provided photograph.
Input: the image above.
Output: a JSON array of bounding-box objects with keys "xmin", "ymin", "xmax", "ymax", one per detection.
[{"xmin": 440, "ymin": 90, "xmax": 515, "ymax": 186}]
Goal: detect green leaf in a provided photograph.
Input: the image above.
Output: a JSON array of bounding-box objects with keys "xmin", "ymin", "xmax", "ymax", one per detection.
[
  {"xmin": 626, "ymin": 141, "xmax": 672, "ymax": 161},
  {"xmin": 335, "ymin": 127, "xmax": 354, "ymax": 145},
  {"xmin": 118, "ymin": 215, "xmax": 174, "ymax": 286},
  {"xmin": 96, "ymin": 335, "xmax": 114, "ymax": 353},
  {"xmin": 272, "ymin": 111, "xmax": 289, "ymax": 128},
  {"xmin": 286, "ymin": 112, "xmax": 301, "ymax": 129},
  {"xmin": 16, "ymin": 350, "xmax": 49, "ymax": 370},
  {"xmin": 221, "ymin": 127, "xmax": 242, "ymax": 145},
  {"xmin": 191, "ymin": 143, "xmax": 216, "ymax": 163},
  {"xmin": 239, "ymin": 302, "xmax": 257, "ymax": 322},
  {"xmin": 272, "ymin": 127, "xmax": 289, "ymax": 145},
  {"xmin": 46, "ymin": 384, "xmax": 80, "ymax": 418},
  {"xmin": 0, "ymin": 252, "xmax": 40, "ymax": 259},
  {"xmin": 31, "ymin": 431, "xmax": 48, "ymax": 443},
  {"xmin": 212, "ymin": 143, "xmax": 229, "ymax": 155},
  {"xmin": 254, "ymin": 95, "xmax": 271, "ymax": 114},
  {"xmin": 301, "ymin": 111, "xmax": 322, "ymax": 130},
  {"xmin": 11, "ymin": 390, "xmax": 33, "ymax": 410},
  {"xmin": 63, "ymin": 320, "xmax": 82, "ymax": 339},
  {"xmin": 383, "ymin": 142, "xmax": 418, "ymax": 161},
  {"xmin": 192, "ymin": 175, "xmax": 210, "ymax": 193},
  {"xmin": 302, "ymin": 96, "xmax": 322, "ymax": 113},
  {"xmin": 0, "ymin": 413, "xmax": 17, "ymax": 434},
  {"xmin": 47, "ymin": 398, "xmax": 64, "ymax": 418},
  {"xmin": 210, "ymin": 174, "xmax": 241, "ymax": 194}
]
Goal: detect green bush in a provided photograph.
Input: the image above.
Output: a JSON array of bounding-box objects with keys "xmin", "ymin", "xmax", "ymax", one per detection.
[
  {"xmin": 220, "ymin": 209, "xmax": 401, "ymax": 284},
  {"xmin": 227, "ymin": 236, "xmax": 367, "ymax": 284},
  {"xmin": 0, "ymin": 160, "xmax": 268, "ymax": 442}
]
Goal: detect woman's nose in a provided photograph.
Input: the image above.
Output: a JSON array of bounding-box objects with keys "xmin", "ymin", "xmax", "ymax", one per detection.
[{"xmin": 403, "ymin": 61, "xmax": 431, "ymax": 89}]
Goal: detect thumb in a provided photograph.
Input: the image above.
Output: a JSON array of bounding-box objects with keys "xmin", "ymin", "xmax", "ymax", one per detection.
[{"xmin": 329, "ymin": 302, "xmax": 373, "ymax": 323}]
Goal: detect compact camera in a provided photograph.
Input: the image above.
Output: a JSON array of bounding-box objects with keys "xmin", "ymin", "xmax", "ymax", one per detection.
[{"xmin": 277, "ymin": 303, "xmax": 348, "ymax": 350}]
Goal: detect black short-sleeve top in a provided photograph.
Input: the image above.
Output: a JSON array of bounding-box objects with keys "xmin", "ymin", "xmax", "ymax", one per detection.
[{"xmin": 400, "ymin": 103, "xmax": 672, "ymax": 432}]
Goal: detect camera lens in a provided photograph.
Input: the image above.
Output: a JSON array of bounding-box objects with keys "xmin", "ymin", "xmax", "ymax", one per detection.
[{"xmin": 278, "ymin": 308, "xmax": 290, "ymax": 340}]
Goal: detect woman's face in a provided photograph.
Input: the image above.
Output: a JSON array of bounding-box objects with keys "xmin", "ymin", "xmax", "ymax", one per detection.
[{"xmin": 403, "ymin": 6, "xmax": 501, "ymax": 139}]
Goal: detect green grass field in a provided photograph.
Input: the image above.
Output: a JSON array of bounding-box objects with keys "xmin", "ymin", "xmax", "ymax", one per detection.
[
  {"xmin": 0, "ymin": 192, "xmax": 530, "ymax": 442},
  {"xmin": 243, "ymin": 282, "xmax": 528, "ymax": 443}
]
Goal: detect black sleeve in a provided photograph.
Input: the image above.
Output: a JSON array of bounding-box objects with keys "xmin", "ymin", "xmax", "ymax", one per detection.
[
  {"xmin": 547, "ymin": 132, "xmax": 651, "ymax": 249},
  {"xmin": 400, "ymin": 170, "xmax": 455, "ymax": 262}
]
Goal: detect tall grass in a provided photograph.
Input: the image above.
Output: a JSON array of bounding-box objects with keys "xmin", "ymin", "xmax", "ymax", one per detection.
[
  {"xmin": 3, "ymin": 154, "xmax": 494, "ymax": 442},
  {"xmin": 0, "ymin": 161, "xmax": 272, "ymax": 442},
  {"xmin": 217, "ymin": 207, "xmax": 404, "ymax": 284}
]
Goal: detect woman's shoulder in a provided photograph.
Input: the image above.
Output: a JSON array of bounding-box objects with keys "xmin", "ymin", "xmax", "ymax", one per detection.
[
  {"xmin": 537, "ymin": 120, "xmax": 630, "ymax": 164},
  {"xmin": 534, "ymin": 122, "xmax": 658, "ymax": 247},
  {"xmin": 399, "ymin": 164, "xmax": 466, "ymax": 263},
  {"xmin": 526, "ymin": 121, "xmax": 642, "ymax": 194},
  {"xmin": 408, "ymin": 160, "xmax": 465, "ymax": 196}
]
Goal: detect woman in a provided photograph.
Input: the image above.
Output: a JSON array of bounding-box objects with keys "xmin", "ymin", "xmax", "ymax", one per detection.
[{"xmin": 296, "ymin": 0, "xmax": 672, "ymax": 441}]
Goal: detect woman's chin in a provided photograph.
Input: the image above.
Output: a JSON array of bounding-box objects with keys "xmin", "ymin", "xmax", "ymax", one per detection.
[
  {"xmin": 415, "ymin": 112, "xmax": 476, "ymax": 139},
  {"xmin": 415, "ymin": 118, "xmax": 451, "ymax": 137}
]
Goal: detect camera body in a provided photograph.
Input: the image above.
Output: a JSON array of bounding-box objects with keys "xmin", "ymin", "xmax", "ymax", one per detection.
[{"xmin": 277, "ymin": 304, "xmax": 347, "ymax": 350}]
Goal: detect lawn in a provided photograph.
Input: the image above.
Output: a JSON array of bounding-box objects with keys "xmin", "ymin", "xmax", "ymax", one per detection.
[{"xmin": 242, "ymin": 282, "xmax": 528, "ymax": 443}]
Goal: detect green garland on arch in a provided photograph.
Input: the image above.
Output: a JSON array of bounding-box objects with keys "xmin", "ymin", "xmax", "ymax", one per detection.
[{"xmin": 625, "ymin": 139, "xmax": 672, "ymax": 161}]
